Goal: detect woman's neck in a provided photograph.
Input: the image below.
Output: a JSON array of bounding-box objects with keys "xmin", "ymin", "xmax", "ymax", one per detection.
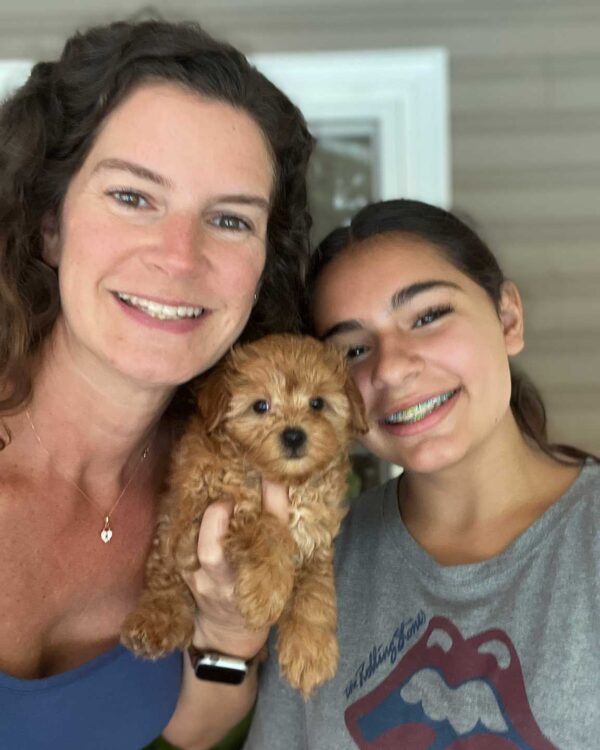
[{"xmin": 19, "ymin": 331, "xmax": 176, "ymax": 487}]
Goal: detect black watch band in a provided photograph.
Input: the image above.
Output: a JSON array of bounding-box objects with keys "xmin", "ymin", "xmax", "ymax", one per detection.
[{"xmin": 188, "ymin": 647, "xmax": 251, "ymax": 685}]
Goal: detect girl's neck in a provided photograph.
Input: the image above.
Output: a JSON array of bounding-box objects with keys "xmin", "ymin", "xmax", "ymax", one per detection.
[{"xmin": 397, "ymin": 415, "xmax": 581, "ymax": 563}]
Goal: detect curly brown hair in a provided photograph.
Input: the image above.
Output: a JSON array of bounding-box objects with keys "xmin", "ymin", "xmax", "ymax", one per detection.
[{"xmin": 0, "ymin": 20, "xmax": 314, "ymax": 416}]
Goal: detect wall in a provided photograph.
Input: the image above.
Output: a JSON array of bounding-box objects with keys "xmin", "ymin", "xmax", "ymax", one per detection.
[{"xmin": 1, "ymin": 0, "xmax": 598, "ymax": 451}]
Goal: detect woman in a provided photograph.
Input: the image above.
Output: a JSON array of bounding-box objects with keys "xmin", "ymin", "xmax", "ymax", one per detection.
[
  {"xmin": 245, "ymin": 200, "xmax": 600, "ymax": 749},
  {"xmin": 0, "ymin": 20, "xmax": 312, "ymax": 750}
]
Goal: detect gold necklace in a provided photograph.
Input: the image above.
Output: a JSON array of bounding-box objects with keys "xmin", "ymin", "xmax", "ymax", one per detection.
[{"xmin": 25, "ymin": 408, "xmax": 150, "ymax": 544}]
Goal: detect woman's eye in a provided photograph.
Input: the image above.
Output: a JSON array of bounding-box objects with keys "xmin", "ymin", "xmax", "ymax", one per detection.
[
  {"xmin": 109, "ymin": 190, "xmax": 150, "ymax": 209},
  {"xmin": 252, "ymin": 399, "xmax": 270, "ymax": 414},
  {"xmin": 414, "ymin": 305, "xmax": 454, "ymax": 328},
  {"xmin": 211, "ymin": 214, "xmax": 251, "ymax": 232}
]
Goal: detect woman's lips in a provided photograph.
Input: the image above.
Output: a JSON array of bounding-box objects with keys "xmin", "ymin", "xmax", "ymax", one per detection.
[{"xmin": 113, "ymin": 292, "xmax": 209, "ymax": 333}]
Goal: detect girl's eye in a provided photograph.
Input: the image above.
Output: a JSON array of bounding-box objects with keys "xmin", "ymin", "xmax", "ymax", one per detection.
[
  {"xmin": 252, "ymin": 399, "xmax": 270, "ymax": 414},
  {"xmin": 109, "ymin": 190, "xmax": 150, "ymax": 210},
  {"xmin": 414, "ymin": 305, "xmax": 454, "ymax": 328},
  {"xmin": 211, "ymin": 214, "xmax": 251, "ymax": 232}
]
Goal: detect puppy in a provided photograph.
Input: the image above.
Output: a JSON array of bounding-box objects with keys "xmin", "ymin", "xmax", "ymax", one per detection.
[{"xmin": 121, "ymin": 333, "xmax": 367, "ymax": 697}]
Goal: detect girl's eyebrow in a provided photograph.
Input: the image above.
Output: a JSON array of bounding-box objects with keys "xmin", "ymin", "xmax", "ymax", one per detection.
[
  {"xmin": 390, "ymin": 280, "xmax": 460, "ymax": 309},
  {"xmin": 321, "ymin": 279, "xmax": 461, "ymax": 340}
]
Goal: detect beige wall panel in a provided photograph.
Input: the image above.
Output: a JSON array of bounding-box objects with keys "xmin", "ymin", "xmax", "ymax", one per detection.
[
  {"xmin": 499, "ymin": 243, "xmax": 600, "ymax": 277},
  {"xmin": 521, "ymin": 296, "xmax": 600, "ymax": 335},
  {"xmin": 545, "ymin": 409, "xmax": 600, "ymax": 453},
  {"xmin": 520, "ymin": 350, "xmax": 600, "ymax": 388},
  {"xmin": 453, "ymin": 131, "xmax": 600, "ymax": 169},
  {"xmin": 452, "ymin": 78, "xmax": 548, "ymax": 114},
  {"xmin": 553, "ymin": 76, "xmax": 600, "ymax": 110},
  {"xmin": 455, "ymin": 186, "xmax": 600, "ymax": 223}
]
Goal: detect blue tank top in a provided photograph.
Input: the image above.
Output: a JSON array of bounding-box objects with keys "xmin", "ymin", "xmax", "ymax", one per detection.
[{"xmin": 0, "ymin": 644, "xmax": 182, "ymax": 750}]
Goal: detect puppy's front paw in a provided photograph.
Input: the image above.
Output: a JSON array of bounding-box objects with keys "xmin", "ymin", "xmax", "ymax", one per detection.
[
  {"xmin": 235, "ymin": 563, "xmax": 294, "ymax": 629},
  {"xmin": 226, "ymin": 517, "xmax": 296, "ymax": 629},
  {"xmin": 278, "ymin": 623, "xmax": 338, "ymax": 698},
  {"xmin": 121, "ymin": 603, "xmax": 194, "ymax": 658}
]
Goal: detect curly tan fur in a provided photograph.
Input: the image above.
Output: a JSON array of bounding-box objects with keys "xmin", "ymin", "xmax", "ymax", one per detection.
[{"xmin": 121, "ymin": 334, "xmax": 367, "ymax": 697}]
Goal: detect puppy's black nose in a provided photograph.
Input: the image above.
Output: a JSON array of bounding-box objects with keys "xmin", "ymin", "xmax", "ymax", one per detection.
[{"xmin": 281, "ymin": 427, "xmax": 307, "ymax": 452}]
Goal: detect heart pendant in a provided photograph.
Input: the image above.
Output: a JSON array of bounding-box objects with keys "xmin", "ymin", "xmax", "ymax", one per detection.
[
  {"xmin": 100, "ymin": 517, "xmax": 113, "ymax": 544},
  {"xmin": 100, "ymin": 528, "xmax": 113, "ymax": 543}
]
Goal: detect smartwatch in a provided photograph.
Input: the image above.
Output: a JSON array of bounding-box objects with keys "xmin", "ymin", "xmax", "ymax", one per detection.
[{"xmin": 188, "ymin": 647, "xmax": 250, "ymax": 685}]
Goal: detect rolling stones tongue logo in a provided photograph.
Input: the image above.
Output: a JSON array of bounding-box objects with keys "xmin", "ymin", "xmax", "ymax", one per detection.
[{"xmin": 345, "ymin": 616, "xmax": 557, "ymax": 749}]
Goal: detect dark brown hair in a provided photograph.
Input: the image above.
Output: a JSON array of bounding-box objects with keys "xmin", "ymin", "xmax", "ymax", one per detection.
[
  {"xmin": 305, "ymin": 199, "xmax": 598, "ymax": 464},
  {"xmin": 0, "ymin": 20, "xmax": 314, "ymax": 417}
]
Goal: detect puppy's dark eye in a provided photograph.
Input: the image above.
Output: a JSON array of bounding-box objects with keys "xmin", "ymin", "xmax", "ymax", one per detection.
[
  {"xmin": 252, "ymin": 399, "xmax": 270, "ymax": 414},
  {"xmin": 309, "ymin": 397, "xmax": 325, "ymax": 411}
]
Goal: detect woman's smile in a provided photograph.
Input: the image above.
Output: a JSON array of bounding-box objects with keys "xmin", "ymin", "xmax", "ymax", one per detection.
[
  {"xmin": 112, "ymin": 291, "xmax": 209, "ymax": 334},
  {"xmin": 114, "ymin": 292, "xmax": 204, "ymax": 321}
]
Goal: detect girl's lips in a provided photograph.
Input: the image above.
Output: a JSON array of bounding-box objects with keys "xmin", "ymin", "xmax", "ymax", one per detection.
[
  {"xmin": 379, "ymin": 388, "xmax": 461, "ymax": 438},
  {"xmin": 383, "ymin": 389, "xmax": 459, "ymax": 421},
  {"xmin": 113, "ymin": 293, "xmax": 209, "ymax": 333}
]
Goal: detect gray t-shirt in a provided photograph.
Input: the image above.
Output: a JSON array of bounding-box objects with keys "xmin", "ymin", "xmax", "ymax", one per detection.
[{"xmin": 245, "ymin": 461, "xmax": 600, "ymax": 749}]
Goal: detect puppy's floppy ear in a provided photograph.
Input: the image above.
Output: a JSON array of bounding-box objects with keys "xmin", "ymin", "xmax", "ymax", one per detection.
[
  {"xmin": 194, "ymin": 363, "xmax": 231, "ymax": 434},
  {"xmin": 344, "ymin": 371, "xmax": 369, "ymax": 435}
]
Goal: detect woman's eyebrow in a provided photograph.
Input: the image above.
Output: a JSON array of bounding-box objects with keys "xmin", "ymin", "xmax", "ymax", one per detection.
[
  {"xmin": 212, "ymin": 194, "xmax": 271, "ymax": 212},
  {"xmin": 92, "ymin": 158, "xmax": 173, "ymax": 188},
  {"xmin": 321, "ymin": 279, "xmax": 461, "ymax": 340}
]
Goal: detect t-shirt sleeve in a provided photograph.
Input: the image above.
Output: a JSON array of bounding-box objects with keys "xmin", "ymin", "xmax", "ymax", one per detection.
[{"xmin": 244, "ymin": 646, "xmax": 306, "ymax": 749}]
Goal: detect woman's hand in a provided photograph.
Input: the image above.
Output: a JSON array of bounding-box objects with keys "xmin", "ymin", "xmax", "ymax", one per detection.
[{"xmin": 184, "ymin": 479, "xmax": 289, "ymax": 659}]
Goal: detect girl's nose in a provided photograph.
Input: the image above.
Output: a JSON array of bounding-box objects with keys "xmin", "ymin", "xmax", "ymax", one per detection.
[{"xmin": 371, "ymin": 334, "xmax": 424, "ymax": 389}]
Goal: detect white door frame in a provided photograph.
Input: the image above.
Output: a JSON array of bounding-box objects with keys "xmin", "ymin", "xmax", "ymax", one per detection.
[{"xmin": 251, "ymin": 48, "xmax": 451, "ymax": 208}]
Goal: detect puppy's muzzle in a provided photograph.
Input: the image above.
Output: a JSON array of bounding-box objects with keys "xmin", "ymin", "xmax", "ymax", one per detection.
[{"xmin": 280, "ymin": 426, "xmax": 307, "ymax": 458}]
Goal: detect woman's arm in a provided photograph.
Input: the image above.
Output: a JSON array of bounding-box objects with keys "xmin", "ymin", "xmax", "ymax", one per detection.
[
  {"xmin": 162, "ymin": 652, "xmax": 258, "ymax": 750},
  {"xmin": 162, "ymin": 482, "xmax": 289, "ymax": 750}
]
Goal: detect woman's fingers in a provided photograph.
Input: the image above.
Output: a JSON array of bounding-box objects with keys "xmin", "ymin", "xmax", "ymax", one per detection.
[
  {"xmin": 192, "ymin": 482, "xmax": 289, "ymax": 595},
  {"xmin": 261, "ymin": 478, "xmax": 289, "ymax": 523},
  {"xmin": 195, "ymin": 500, "xmax": 235, "ymax": 586}
]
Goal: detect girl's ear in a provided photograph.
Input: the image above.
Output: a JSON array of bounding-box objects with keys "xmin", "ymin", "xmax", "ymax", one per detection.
[
  {"xmin": 40, "ymin": 211, "xmax": 61, "ymax": 268},
  {"xmin": 499, "ymin": 280, "xmax": 525, "ymax": 356}
]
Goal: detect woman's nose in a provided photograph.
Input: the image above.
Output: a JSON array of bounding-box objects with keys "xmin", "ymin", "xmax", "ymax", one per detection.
[
  {"xmin": 371, "ymin": 334, "xmax": 424, "ymax": 389},
  {"xmin": 145, "ymin": 213, "xmax": 204, "ymax": 276}
]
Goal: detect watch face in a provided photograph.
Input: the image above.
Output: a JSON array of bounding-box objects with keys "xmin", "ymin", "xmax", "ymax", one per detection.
[{"xmin": 192, "ymin": 652, "xmax": 249, "ymax": 685}]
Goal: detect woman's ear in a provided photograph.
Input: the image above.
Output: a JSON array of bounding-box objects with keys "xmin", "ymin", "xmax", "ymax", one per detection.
[
  {"xmin": 40, "ymin": 211, "xmax": 61, "ymax": 268},
  {"xmin": 499, "ymin": 280, "xmax": 525, "ymax": 356}
]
